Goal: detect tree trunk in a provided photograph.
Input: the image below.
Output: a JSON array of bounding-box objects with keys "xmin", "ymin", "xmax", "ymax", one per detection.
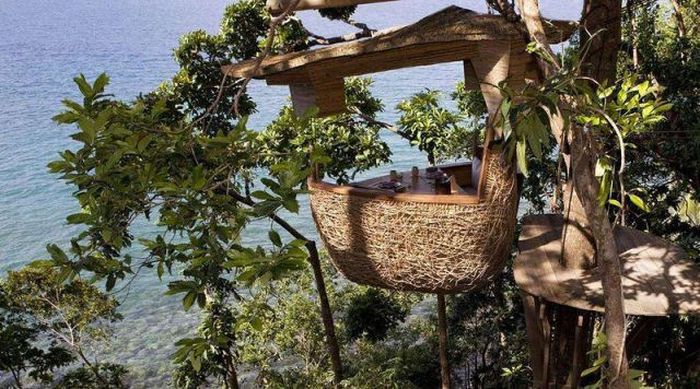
[
  {"xmin": 9, "ymin": 368, "xmax": 23, "ymax": 389},
  {"xmin": 669, "ymin": 0, "xmax": 687, "ymax": 38},
  {"xmin": 221, "ymin": 349, "xmax": 240, "ymax": 389},
  {"xmin": 515, "ymin": 0, "xmax": 630, "ymax": 387},
  {"xmin": 578, "ymin": 2, "xmax": 630, "ymax": 387},
  {"xmin": 306, "ymin": 241, "xmax": 344, "ymax": 383},
  {"xmin": 561, "ymin": 183, "xmax": 597, "ymax": 269},
  {"xmin": 580, "ymin": 0, "xmax": 622, "ymax": 85},
  {"xmin": 569, "ymin": 126, "xmax": 629, "ymax": 388},
  {"xmin": 544, "ymin": 106, "xmax": 597, "ymax": 269},
  {"xmin": 627, "ymin": 0, "xmax": 639, "ymax": 68},
  {"xmin": 203, "ymin": 288, "xmax": 241, "ymax": 389}
]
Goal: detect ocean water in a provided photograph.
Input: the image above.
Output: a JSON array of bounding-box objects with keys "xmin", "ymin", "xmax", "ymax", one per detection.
[{"xmin": 0, "ymin": 0, "xmax": 581, "ymax": 386}]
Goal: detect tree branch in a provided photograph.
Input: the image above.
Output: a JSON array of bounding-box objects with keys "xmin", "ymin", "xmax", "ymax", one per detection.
[
  {"xmin": 232, "ymin": 0, "xmax": 303, "ymax": 117},
  {"xmin": 226, "ymin": 190, "xmax": 310, "ymax": 242},
  {"xmin": 487, "ymin": 0, "xmax": 521, "ymax": 22},
  {"xmin": 669, "ymin": 0, "xmax": 687, "ymax": 38},
  {"xmin": 341, "ymin": 18, "xmax": 376, "ymax": 34},
  {"xmin": 304, "ymin": 27, "xmax": 374, "ymax": 47}
]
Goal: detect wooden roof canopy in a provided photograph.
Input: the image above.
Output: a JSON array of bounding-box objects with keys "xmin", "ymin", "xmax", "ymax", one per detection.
[{"xmin": 222, "ymin": 6, "xmax": 577, "ymax": 116}]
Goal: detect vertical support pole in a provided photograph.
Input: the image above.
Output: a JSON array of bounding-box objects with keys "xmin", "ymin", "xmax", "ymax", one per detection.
[
  {"xmin": 522, "ymin": 290, "xmax": 595, "ymax": 388},
  {"xmin": 437, "ymin": 293, "xmax": 451, "ymax": 389},
  {"xmin": 306, "ymin": 242, "xmax": 343, "ymax": 383},
  {"xmin": 563, "ymin": 309, "xmax": 594, "ymax": 388},
  {"xmin": 521, "ymin": 291, "xmax": 546, "ymax": 387},
  {"xmin": 541, "ymin": 301, "xmax": 553, "ymax": 386}
]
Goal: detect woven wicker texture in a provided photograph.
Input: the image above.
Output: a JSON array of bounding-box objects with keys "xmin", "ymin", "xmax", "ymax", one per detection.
[{"xmin": 310, "ymin": 150, "xmax": 518, "ymax": 293}]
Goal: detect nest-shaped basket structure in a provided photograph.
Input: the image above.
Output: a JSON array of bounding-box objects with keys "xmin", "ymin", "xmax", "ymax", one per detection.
[{"xmin": 309, "ymin": 149, "xmax": 519, "ymax": 294}]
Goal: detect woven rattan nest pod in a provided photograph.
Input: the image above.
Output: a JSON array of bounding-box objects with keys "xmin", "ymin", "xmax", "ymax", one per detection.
[
  {"xmin": 309, "ymin": 146, "xmax": 518, "ymax": 293},
  {"xmin": 222, "ymin": 6, "xmax": 576, "ymax": 293}
]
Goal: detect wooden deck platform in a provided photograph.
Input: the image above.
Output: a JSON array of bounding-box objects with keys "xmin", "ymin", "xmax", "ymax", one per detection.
[{"xmin": 514, "ymin": 214, "xmax": 700, "ymax": 316}]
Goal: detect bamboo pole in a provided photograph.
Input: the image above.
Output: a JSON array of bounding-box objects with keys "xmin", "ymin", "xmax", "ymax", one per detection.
[{"xmin": 266, "ymin": 0, "xmax": 399, "ymax": 15}]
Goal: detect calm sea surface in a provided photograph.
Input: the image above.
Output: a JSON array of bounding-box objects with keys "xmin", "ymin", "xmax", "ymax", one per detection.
[{"xmin": 0, "ymin": 0, "xmax": 580, "ymax": 385}]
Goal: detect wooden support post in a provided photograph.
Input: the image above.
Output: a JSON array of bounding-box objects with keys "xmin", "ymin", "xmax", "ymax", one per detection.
[
  {"xmin": 289, "ymin": 73, "xmax": 346, "ymax": 117},
  {"xmin": 289, "ymin": 83, "xmax": 319, "ymax": 116},
  {"xmin": 552, "ymin": 305, "xmax": 593, "ymax": 388},
  {"xmin": 470, "ymin": 40, "xmax": 511, "ymax": 199},
  {"xmin": 462, "ymin": 60, "xmax": 480, "ymax": 91},
  {"xmin": 567, "ymin": 312, "xmax": 591, "ymax": 387},
  {"xmin": 521, "ymin": 290, "xmax": 594, "ymax": 389},
  {"xmin": 521, "ymin": 291, "xmax": 546, "ymax": 387},
  {"xmin": 437, "ymin": 294, "xmax": 451, "ymax": 389}
]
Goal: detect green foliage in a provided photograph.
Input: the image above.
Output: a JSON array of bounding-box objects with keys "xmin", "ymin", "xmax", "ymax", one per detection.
[
  {"xmin": 4, "ymin": 266, "xmax": 121, "ymax": 334},
  {"xmin": 50, "ymin": 73, "xmax": 323, "ymax": 386},
  {"xmin": 620, "ymin": 1, "xmax": 700, "ymax": 268},
  {"xmin": 172, "ymin": 299, "xmax": 240, "ymax": 388},
  {"xmin": 605, "ymin": 4, "xmax": 700, "ymax": 386},
  {"xmin": 0, "ymin": 267, "xmax": 123, "ymax": 387},
  {"xmin": 50, "ymin": 73, "xmax": 313, "ymax": 294},
  {"xmin": 163, "ymin": 21, "xmax": 257, "ymax": 134},
  {"xmin": 221, "ymin": 0, "xmax": 309, "ymax": 56},
  {"xmin": 634, "ymin": 1, "xmax": 700, "ymax": 185},
  {"xmin": 0, "ymin": 285, "xmax": 74, "ymax": 386},
  {"xmin": 47, "ymin": 6, "xmax": 391, "ymax": 382},
  {"xmin": 451, "ymin": 81, "xmax": 488, "ymax": 119},
  {"xmin": 230, "ymin": 257, "xmax": 440, "ymax": 388},
  {"xmin": 498, "ymin": 52, "xmax": 669, "ymax": 216},
  {"xmin": 344, "ymin": 288, "xmax": 408, "ymax": 342},
  {"xmin": 318, "ymin": 6, "xmax": 357, "ymax": 21},
  {"xmin": 676, "ymin": 193, "xmax": 700, "ymax": 226},
  {"xmin": 56, "ymin": 363, "xmax": 129, "ymax": 389},
  {"xmin": 259, "ymin": 77, "xmax": 391, "ymax": 184},
  {"xmin": 447, "ymin": 264, "xmax": 530, "ymax": 388},
  {"xmin": 267, "ymin": 16, "xmax": 310, "ymax": 53},
  {"xmin": 220, "ymin": 0, "xmax": 268, "ymax": 60},
  {"xmin": 580, "ymin": 76, "xmax": 670, "ymax": 211},
  {"xmin": 341, "ymin": 322, "xmax": 442, "ymax": 389},
  {"xmin": 625, "ymin": 315, "xmax": 700, "ymax": 387},
  {"xmin": 234, "ymin": 263, "xmax": 335, "ymax": 387},
  {"xmin": 148, "ymin": 0, "xmax": 315, "ymax": 136},
  {"xmin": 167, "ymin": 29, "xmax": 255, "ymax": 132},
  {"xmin": 488, "ymin": 80, "xmax": 552, "ymax": 177},
  {"xmin": 581, "ymin": 330, "xmax": 650, "ymax": 389},
  {"xmin": 41, "ymin": 0, "xmax": 403, "ymax": 383},
  {"xmin": 396, "ymin": 89, "xmax": 471, "ymax": 164}
]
